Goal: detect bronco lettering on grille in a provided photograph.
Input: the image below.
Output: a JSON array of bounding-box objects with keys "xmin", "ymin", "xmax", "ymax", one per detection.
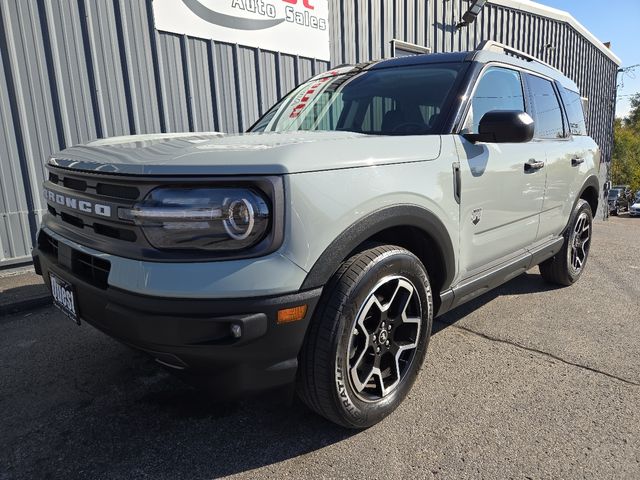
[{"xmin": 43, "ymin": 188, "xmax": 112, "ymax": 218}]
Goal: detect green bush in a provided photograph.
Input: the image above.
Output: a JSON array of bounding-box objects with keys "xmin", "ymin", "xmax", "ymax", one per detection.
[{"xmin": 612, "ymin": 93, "xmax": 640, "ymax": 191}]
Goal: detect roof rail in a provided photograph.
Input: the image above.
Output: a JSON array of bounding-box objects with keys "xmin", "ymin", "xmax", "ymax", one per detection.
[{"xmin": 476, "ymin": 40, "xmax": 560, "ymax": 73}]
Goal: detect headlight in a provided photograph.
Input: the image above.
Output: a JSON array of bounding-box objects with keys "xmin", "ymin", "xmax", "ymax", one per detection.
[{"xmin": 119, "ymin": 187, "xmax": 270, "ymax": 251}]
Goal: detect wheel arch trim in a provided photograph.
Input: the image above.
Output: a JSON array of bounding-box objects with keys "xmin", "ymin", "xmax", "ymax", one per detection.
[
  {"xmin": 574, "ymin": 174, "xmax": 600, "ymax": 218},
  {"xmin": 560, "ymin": 175, "xmax": 599, "ymax": 234},
  {"xmin": 299, "ymin": 204, "xmax": 456, "ymax": 291}
]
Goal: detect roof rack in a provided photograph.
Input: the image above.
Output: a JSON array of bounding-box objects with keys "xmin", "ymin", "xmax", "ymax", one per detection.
[{"xmin": 476, "ymin": 40, "xmax": 560, "ymax": 73}]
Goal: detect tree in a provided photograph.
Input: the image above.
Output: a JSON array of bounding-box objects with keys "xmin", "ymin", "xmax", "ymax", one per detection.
[
  {"xmin": 612, "ymin": 93, "xmax": 640, "ymax": 191},
  {"xmin": 623, "ymin": 93, "xmax": 640, "ymax": 131}
]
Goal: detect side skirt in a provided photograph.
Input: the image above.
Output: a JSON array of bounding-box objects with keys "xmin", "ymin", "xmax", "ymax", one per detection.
[{"xmin": 436, "ymin": 236, "xmax": 564, "ymax": 317}]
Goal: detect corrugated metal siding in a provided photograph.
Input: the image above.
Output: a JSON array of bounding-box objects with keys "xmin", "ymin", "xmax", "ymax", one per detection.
[{"xmin": 0, "ymin": 0, "xmax": 619, "ymax": 266}]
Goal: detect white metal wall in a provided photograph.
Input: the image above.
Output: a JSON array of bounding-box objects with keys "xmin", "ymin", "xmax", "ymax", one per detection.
[{"xmin": 0, "ymin": 0, "xmax": 619, "ymax": 266}]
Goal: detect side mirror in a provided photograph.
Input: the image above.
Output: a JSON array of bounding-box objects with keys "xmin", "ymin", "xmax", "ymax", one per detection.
[{"xmin": 463, "ymin": 110, "xmax": 535, "ymax": 144}]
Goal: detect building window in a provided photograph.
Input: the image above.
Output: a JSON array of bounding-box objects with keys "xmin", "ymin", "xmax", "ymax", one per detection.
[{"xmin": 390, "ymin": 39, "xmax": 431, "ymax": 57}]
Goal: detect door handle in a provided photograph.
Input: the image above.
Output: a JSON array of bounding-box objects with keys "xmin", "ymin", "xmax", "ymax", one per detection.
[
  {"xmin": 571, "ymin": 157, "xmax": 585, "ymax": 166},
  {"xmin": 524, "ymin": 159, "xmax": 545, "ymax": 172}
]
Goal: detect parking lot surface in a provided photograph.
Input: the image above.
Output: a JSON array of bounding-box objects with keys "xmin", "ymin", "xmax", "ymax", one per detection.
[{"xmin": 1, "ymin": 216, "xmax": 639, "ymax": 479}]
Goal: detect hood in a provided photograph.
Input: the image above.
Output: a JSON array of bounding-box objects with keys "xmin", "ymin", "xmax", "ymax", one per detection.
[{"xmin": 49, "ymin": 131, "xmax": 442, "ymax": 176}]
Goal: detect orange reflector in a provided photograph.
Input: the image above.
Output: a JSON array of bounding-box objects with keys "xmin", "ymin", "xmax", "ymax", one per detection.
[{"xmin": 277, "ymin": 305, "xmax": 308, "ymax": 324}]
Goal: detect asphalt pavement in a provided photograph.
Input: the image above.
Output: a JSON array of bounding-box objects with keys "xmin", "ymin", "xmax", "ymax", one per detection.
[{"xmin": 1, "ymin": 215, "xmax": 639, "ymax": 479}]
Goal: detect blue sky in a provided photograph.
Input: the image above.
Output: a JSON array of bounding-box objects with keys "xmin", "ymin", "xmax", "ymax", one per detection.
[{"xmin": 541, "ymin": 0, "xmax": 640, "ymax": 118}]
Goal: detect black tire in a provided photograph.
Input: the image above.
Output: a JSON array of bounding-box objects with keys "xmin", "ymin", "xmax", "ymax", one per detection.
[
  {"xmin": 297, "ymin": 245, "xmax": 433, "ymax": 429},
  {"xmin": 539, "ymin": 199, "xmax": 593, "ymax": 286}
]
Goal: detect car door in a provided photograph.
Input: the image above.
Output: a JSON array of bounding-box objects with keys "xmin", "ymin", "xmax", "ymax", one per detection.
[
  {"xmin": 454, "ymin": 66, "xmax": 546, "ymax": 278},
  {"xmin": 524, "ymin": 73, "xmax": 585, "ymax": 240}
]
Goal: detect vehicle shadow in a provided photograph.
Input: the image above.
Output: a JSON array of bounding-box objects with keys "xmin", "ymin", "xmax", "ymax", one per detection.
[
  {"xmin": 3, "ymin": 321, "xmax": 356, "ymax": 479},
  {"xmin": 432, "ymin": 269, "xmax": 562, "ymax": 334}
]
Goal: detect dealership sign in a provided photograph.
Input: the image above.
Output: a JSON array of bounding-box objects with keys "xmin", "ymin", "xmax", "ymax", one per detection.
[{"xmin": 153, "ymin": 0, "xmax": 330, "ymax": 60}]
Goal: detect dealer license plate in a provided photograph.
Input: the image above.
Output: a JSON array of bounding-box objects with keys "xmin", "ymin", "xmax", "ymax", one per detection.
[{"xmin": 50, "ymin": 273, "xmax": 80, "ymax": 325}]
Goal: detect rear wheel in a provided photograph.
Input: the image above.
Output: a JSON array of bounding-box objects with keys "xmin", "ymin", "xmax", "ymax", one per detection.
[
  {"xmin": 539, "ymin": 199, "xmax": 593, "ymax": 286},
  {"xmin": 297, "ymin": 245, "xmax": 433, "ymax": 428}
]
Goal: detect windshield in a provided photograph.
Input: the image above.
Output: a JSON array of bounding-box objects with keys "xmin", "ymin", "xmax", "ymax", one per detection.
[
  {"xmin": 249, "ymin": 63, "xmax": 464, "ymax": 136},
  {"xmin": 608, "ymin": 189, "xmax": 621, "ymax": 198}
]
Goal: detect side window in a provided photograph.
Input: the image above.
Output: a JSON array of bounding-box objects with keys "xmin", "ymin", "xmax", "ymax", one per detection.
[
  {"xmin": 525, "ymin": 74, "xmax": 566, "ymax": 139},
  {"xmin": 463, "ymin": 67, "xmax": 525, "ymax": 133},
  {"xmin": 561, "ymin": 88, "xmax": 587, "ymax": 136}
]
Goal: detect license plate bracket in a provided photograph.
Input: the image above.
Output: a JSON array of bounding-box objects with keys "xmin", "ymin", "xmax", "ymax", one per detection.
[{"xmin": 50, "ymin": 273, "xmax": 80, "ymax": 325}]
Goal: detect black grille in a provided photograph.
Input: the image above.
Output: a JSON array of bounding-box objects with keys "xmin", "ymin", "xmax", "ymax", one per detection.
[
  {"xmin": 72, "ymin": 251, "xmax": 110, "ymax": 289},
  {"xmin": 96, "ymin": 183, "xmax": 140, "ymax": 200},
  {"xmin": 45, "ymin": 167, "xmax": 141, "ymax": 246},
  {"xmin": 46, "ymin": 196, "xmax": 138, "ymax": 243},
  {"xmin": 63, "ymin": 177, "xmax": 88, "ymax": 192},
  {"xmin": 60, "ymin": 211, "xmax": 84, "ymax": 229},
  {"xmin": 43, "ymin": 167, "xmax": 148, "ymax": 256},
  {"xmin": 38, "ymin": 231, "xmax": 111, "ymax": 289},
  {"xmin": 93, "ymin": 223, "xmax": 137, "ymax": 242}
]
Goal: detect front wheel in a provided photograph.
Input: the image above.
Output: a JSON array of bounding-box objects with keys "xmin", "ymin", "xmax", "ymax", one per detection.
[
  {"xmin": 297, "ymin": 245, "xmax": 433, "ymax": 428},
  {"xmin": 539, "ymin": 199, "xmax": 593, "ymax": 286}
]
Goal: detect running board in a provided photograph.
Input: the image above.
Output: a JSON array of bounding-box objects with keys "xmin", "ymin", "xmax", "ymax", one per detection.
[{"xmin": 437, "ymin": 236, "xmax": 564, "ymax": 317}]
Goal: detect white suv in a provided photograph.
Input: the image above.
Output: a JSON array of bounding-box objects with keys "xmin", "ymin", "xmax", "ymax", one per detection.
[{"xmin": 34, "ymin": 42, "xmax": 600, "ymax": 428}]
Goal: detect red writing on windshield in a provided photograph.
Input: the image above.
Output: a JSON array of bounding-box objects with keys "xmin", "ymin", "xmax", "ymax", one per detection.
[{"xmin": 289, "ymin": 71, "xmax": 338, "ymax": 119}]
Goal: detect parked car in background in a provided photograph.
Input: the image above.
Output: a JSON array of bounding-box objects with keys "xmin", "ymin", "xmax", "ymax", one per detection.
[
  {"xmin": 630, "ymin": 196, "xmax": 640, "ymax": 217},
  {"xmin": 613, "ymin": 185, "xmax": 634, "ymax": 202},
  {"xmin": 608, "ymin": 188, "xmax": 631, "ymax": 215}
]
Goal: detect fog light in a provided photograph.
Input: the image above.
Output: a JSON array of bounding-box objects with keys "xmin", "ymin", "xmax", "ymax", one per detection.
[{"xmin": 277, "ymin": 305, "xmax": 308, "ymax": 324}]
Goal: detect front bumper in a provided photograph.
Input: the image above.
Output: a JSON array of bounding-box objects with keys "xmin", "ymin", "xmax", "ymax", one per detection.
[{"xmin": 33, "ymin": 239, "xmax": 322, "ymax": 399}]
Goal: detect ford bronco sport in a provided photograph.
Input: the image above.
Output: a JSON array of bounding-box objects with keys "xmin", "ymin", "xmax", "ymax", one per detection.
[{"xmin": 33, "ymin": 41, "xmax": 600, "ymax": 428}]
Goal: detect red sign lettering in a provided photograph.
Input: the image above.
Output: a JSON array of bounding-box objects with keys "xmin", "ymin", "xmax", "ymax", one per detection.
[{"xmin": 282, "ymin": 0, "xmax": 315, "ymax": 10}]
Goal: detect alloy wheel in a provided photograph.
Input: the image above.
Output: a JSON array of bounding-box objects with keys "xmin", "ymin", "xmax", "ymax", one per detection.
[
  {"xmin": 346, "ymin": 275, "xmax": 422, "ymax": 402},
  {"xmin": 568, "ymin": 211, "xmax": 591, "ymax": 275}
]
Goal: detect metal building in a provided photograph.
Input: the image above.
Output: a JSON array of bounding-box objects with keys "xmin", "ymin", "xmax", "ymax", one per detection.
[{"xmin": 0, "ymin": 0, "xmax": 621, "ymax": 267}]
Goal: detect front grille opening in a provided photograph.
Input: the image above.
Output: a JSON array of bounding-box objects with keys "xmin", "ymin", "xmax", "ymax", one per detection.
[
  {"xmin": 96, "ymin": 183, "xmax": 140, "ymax": 200},
  {"xmin": 94, "ymin": 223, "xmax": 137, "ymax": 242},
  {"xmin": 49, "ymin": 173, "xmax": 60, "ymax": 184},
  {"xmin": 72, "ymin": 251, "xmax": 110, "ymax": 289},
  {"xmin": 38, "ymin": 231, "xmax": 59, "ymax": 257},
  {"xmin": 37, "ymin": 231, "xmax": 111, "ymax": 290},
  {"xmin": 60, "ymin": 211, "xmax": 84, "ymax": 229},
  {"xmin": 63, "ymin": 177, "xmax": 87, "ymax": 192},
  {"xmin": 47, "ymin": 204, "xmax": 57, "ymax": 216}
]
